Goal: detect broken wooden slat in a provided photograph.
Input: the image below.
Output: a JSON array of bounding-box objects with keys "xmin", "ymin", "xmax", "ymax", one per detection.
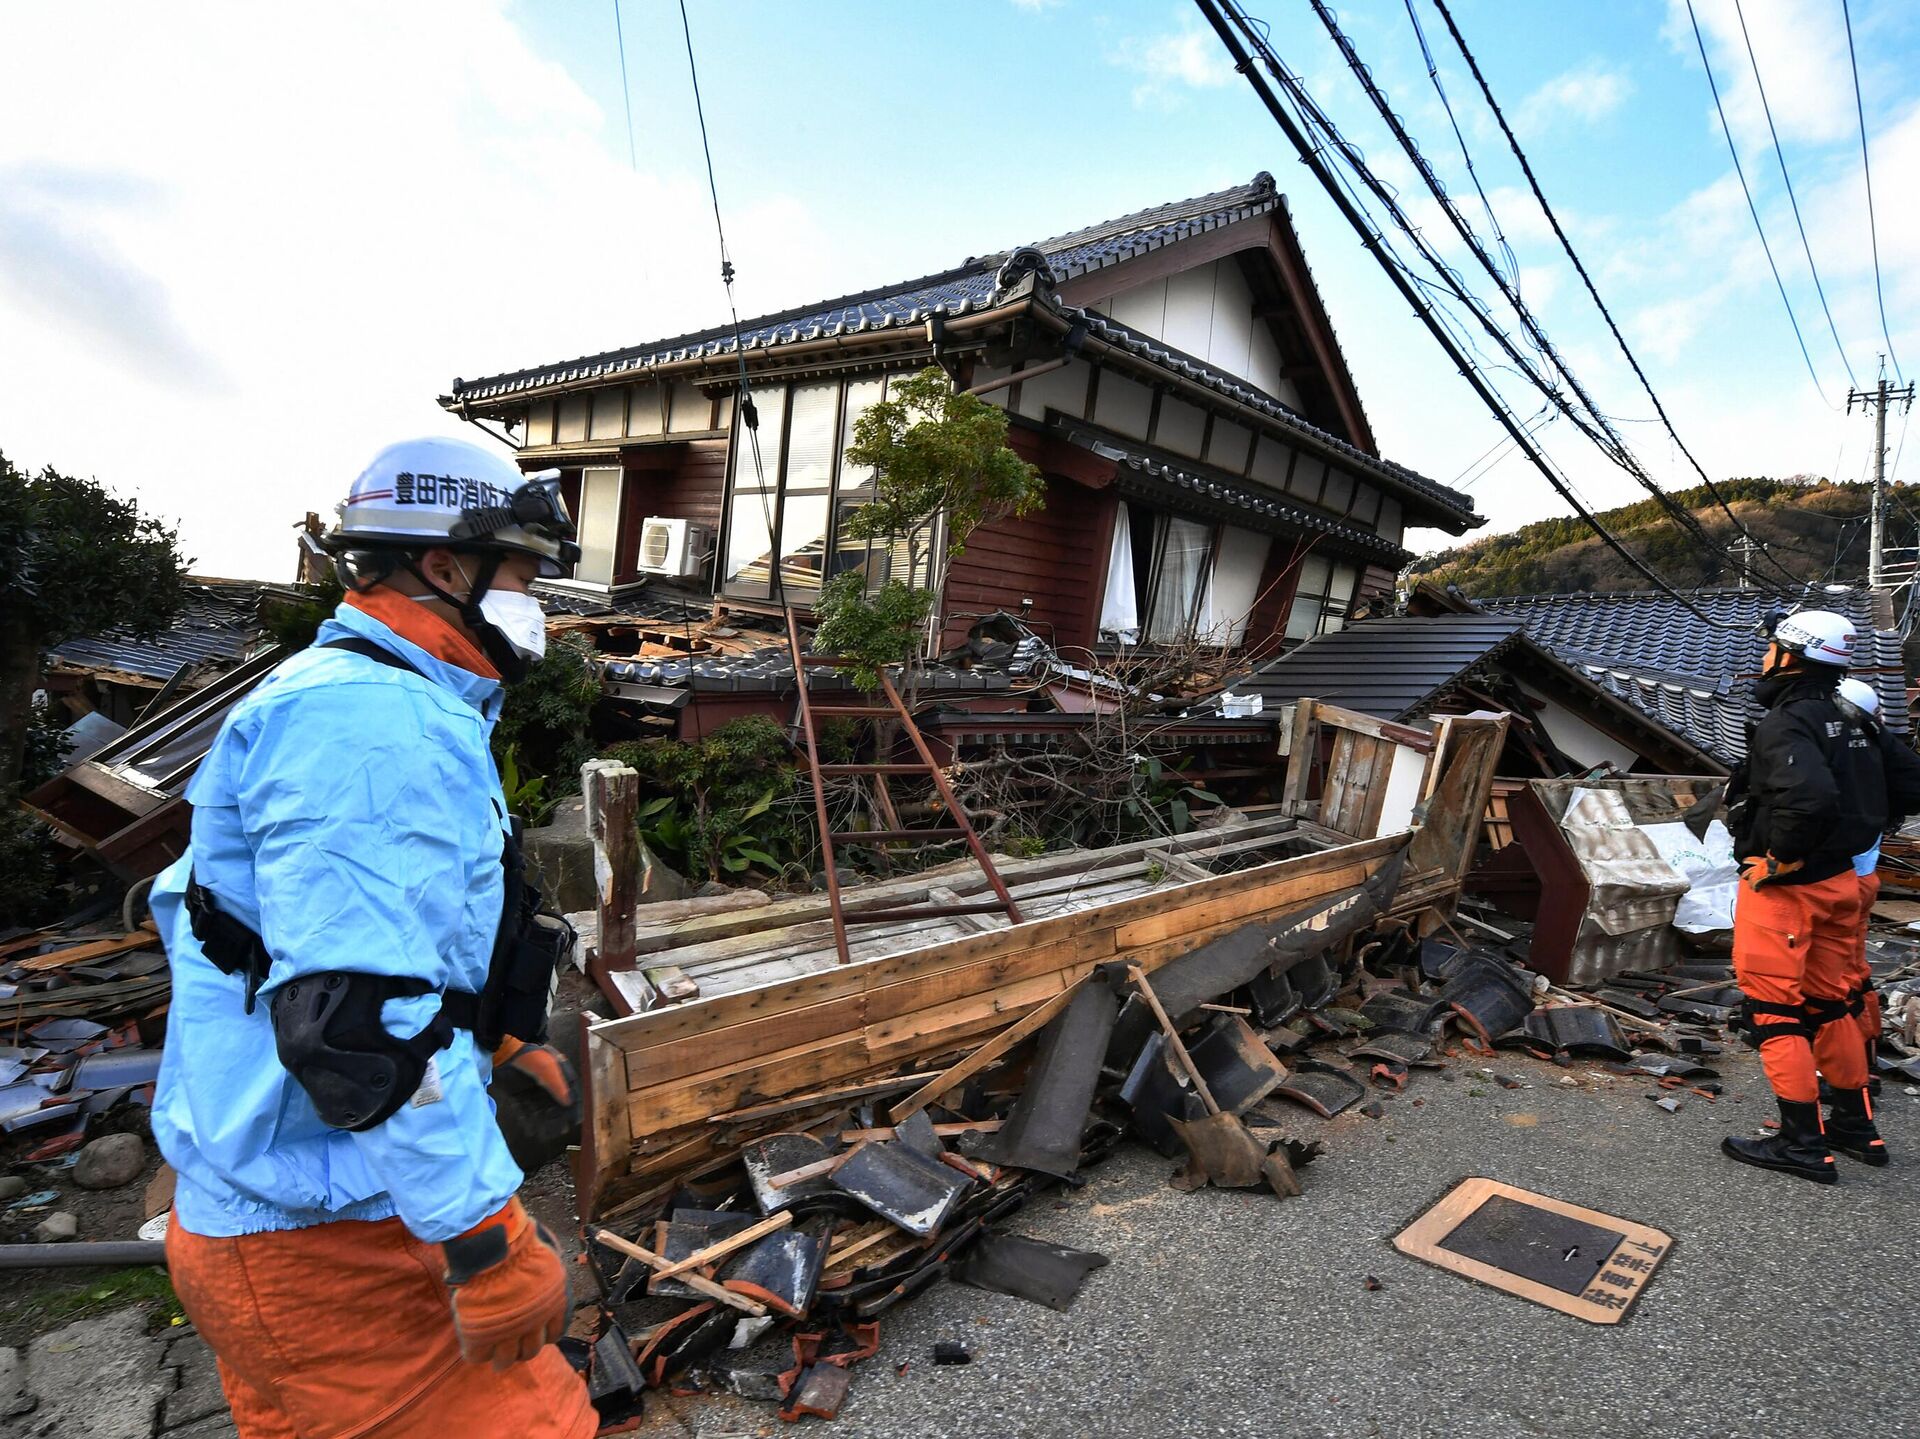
[
  {"xmin": 648, "ymin": 1211, "xmax": 793, "ymax": 1281},
  {"xmin": 589, "ymin": 1229, "xmax": 768, "ymax": 1316},
  {"xmin": 886, "ymin": 979, "xmax": 1087, "ymax": 1124},
  {"xmin": 14, "ymin": 927, "xmax": 159, "ymax": 973},
  {"xmin": 839, "ymin": 1120, "xmax": 1003, "ymax": 1143}
]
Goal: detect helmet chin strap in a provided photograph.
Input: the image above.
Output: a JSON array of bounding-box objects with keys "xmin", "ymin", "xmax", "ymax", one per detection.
[{"xmin": 404, "ymin": 551, "xmax": 530, "ymax": 682}]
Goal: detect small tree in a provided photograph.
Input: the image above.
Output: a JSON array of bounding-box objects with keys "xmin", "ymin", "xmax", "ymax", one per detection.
[
  {"xmin": 0, "ymin": 452, "xmax": 190, "ymax": 793},
  {"xmin": 814, "ymin": 367, "xmax": 1044, "ymax": 687}
]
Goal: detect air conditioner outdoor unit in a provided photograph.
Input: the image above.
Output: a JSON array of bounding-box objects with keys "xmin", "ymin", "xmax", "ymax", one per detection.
[{"xmin": 636, "ymin": 517, "xmax": 712, "ymax": 578}]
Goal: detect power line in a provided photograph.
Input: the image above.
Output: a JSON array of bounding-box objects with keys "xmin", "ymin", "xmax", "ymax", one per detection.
[
  {"xmin": 611, "ymin": 0, "xmax": 637, "ymax": 171},
  {"xmin": 1401, "ymin": 0, "xmax": 1517, "ymax": 292},
  {"xmin": 1194, "ymin": 0, "xmax": 1741, "ymax": 625},
  {"xmin": 1426, "ymin": 0, "xmax": 1812, "ymax": 580},
  {"xmin": 673, "ymin": 0, "xmax": 780, "ymax": 599},
  {"xmin": 1682, "ymin": 0, "xmax": 1839, "ymax": 409},
  {"xmin": 1312, "ymin": 0, "xmax": 1758, "ymax": 591},
  {"xmin": 1841, "ymin": 0, "xmax": 1905, "ymax": 384},
  {"xmin": 1730, "ymin": 0, "xmax": 1855, "ymax": 387}
]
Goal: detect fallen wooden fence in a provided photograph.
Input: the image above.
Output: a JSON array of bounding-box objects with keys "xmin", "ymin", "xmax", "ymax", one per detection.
[{"xmin": 577, "ymin": 829, "xmax": 1409, "ymax": 1218}]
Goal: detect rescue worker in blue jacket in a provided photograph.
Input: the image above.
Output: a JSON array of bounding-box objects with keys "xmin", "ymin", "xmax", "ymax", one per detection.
[{"xmin": 150, "ymin": 438, "xmax": 596, "ymax": 1439}]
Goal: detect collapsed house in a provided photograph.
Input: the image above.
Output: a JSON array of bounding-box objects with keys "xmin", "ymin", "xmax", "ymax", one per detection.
[{"xmin": 441, "ymin": 173, "xmax": 1482, "ymax": 735}]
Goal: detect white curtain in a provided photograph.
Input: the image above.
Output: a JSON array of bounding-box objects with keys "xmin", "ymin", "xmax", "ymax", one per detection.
[
  {"xmin": 1099, "ymin": 501, "xmax": 1140, "ymax": 644},
  {"xmin": 1147, "ymin": 517, "xmax": 1211, "ymax": 643}
]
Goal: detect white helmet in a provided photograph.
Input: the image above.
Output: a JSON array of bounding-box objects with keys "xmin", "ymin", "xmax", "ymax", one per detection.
[
  {"xmin": 324, "ymin": 436, "xmax": 578, "ymax": 578},
  {"xmin": 1770, "ymin": 609, "xmax": 1856, "ymax": 668},
  {"xmin": 1837, "ymin": 676, "xmax": 1881, "ymax": 720}
]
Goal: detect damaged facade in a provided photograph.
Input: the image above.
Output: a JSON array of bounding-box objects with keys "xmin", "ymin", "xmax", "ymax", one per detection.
[{"xmin": 442, "ymin": 175, "xmax": 1482, "ymax": 717}]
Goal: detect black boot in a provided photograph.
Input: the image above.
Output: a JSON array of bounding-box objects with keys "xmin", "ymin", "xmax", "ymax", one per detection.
[
  {"xmin": 1722, "ymin": 1099, "xmax": 1838, "ymax": 1184},
  {"xmin": 1825, "ymin": 1087, "xmax": 1890, "ymax": 1166}
]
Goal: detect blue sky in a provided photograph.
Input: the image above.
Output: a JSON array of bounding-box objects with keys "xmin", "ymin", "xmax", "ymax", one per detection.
[{"xmin": 1, "ymin": 0, "xmax": 1915, "ymax": 577}]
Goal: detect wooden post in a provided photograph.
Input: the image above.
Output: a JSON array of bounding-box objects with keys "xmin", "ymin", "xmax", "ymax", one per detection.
[{"xmin": 585, "ymin": 761, "xmax": 640, "ymax": 980}]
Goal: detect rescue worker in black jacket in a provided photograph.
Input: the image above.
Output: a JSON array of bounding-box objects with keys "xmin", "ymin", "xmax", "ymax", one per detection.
[{"xmin": 1724, "ymin": 608, "xmax": 1920, "ymax": 1181}]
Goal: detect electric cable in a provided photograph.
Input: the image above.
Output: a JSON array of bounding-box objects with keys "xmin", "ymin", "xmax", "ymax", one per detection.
[
  {"xmin": 1194, "ymin": 0, "xmax": 1741, "ymax": 625},
  {"xmin": 1682, "ymin": 0, "xmax": 1840, "ymax": 410},
  {"xmin": 1730, "ymin": 0, "xmax": 1855, "ymax": 387},
  {"xmin": 1841, "ymin": 0, "xmax": 1905, "ymax": 384},
  {"xmin": 1402, "ymin": 0, "xmax": 1517, "ymax": 290},
  {"xmin": 611, "ymin": 0, "xmax": 637, "ymax": 171},
  {"xmin": 1426, "ymin": 0, "xmax": 1813, "ymax": 578},
  {"xmin": 674, "ymin": 0, "xmax": 780, "ymax": 601},
  {"xmin": 1312, "ymin": 0, "xmax": 1750, "ymax": 588}
]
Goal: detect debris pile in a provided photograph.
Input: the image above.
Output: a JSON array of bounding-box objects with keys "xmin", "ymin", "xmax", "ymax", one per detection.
[{"xmin": 568, "ymin": 855, "xmax": 1608, "ymax": 1424}]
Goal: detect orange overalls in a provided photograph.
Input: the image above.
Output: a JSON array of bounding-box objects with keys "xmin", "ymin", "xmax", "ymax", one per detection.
[
  {"xmin": 166, "ymin": 1218, "xmax": 596, "ymax": 1439},
  {"xmin": 1732, "ymin": 872, "xmax": 1870, "ymax": 1102},
  {"xmin": 1851, "ymin": 868, "xmax": 1882, "ymax": 1062}
]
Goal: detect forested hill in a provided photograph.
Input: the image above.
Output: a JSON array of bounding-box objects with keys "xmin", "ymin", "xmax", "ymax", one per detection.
[{"xmin": 1410, "ymin": 477, "xmax": 1916, "ymax": 597}]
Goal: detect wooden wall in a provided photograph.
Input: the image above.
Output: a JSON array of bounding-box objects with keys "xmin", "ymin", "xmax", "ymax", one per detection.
[
  {"xmin": 612, "ymin": 439, "xmax": 730, "ymax": 587},
  {"xmin": 940, "ymin": 477, "xmax": 1115, "ymax": 651}
]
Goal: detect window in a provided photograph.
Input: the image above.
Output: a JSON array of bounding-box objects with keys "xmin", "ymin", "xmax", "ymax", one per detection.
[
  {"xmin": 720, "ymin": 373, "xmax": 932, "ymax": 602},
  {"xmin": 1284, "ymin": 555, "xmax": 1360, "ymax": 640},
  {"xmin": 574, "ymin": 467, "xmax": 621, "ymax": 586}
]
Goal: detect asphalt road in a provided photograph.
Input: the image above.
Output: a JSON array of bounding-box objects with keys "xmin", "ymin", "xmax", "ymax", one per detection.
[{"xmin": 653, "ymin": 1049, "xmax": 1920, "ymax": 1439}]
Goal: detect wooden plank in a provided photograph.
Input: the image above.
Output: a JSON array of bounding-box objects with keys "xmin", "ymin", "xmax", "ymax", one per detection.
[
  {"xmin": 839, "ymin": 1120, "xmax": 1004, "ymax": 1142},
  {"xmin": 581, "ymin": 1026, "xmax": 632, "ymax": 1202},
  {"xmin": 595, "ymin": 832, "xmax": 1402, "ymax": 1057},
  {"xmin": 767, "ymin": 1143, "xmax": 864, "ymax": 1191},
  {"xmin": 649, "ymin": 1210, "xmax": 793, "ymax": 1280},
  {"xmin": 1279, "ymin": 698, "xmax": 1318, "ymax": 817},
  {"xmin": 706, "ymin": 1071, "xmax": 943, "ymax": 1127},
  {"xmin": 887, "ymin": 979, "xmax": 1086, "ymax": 1123},
  {"xmin": 589, "ymin": 1230, "xmax": 768, "ymax": 1316},
  {"xmin": 14, "ymin": 927, "xmax": 158, "ymax": 973},
  {"xmin": 584, "ymin": 763, "xmax": 640, "ymax": 975}
]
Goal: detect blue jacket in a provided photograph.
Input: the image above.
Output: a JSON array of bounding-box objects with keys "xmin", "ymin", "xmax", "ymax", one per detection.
[{"xmin": 151, "ymin": 604, "xmax": 524, "ymax": 1242}]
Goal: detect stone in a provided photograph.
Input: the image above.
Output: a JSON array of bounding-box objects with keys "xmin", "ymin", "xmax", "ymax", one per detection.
[
  {"xmin": 0, "ymin": 1176, "xmax": 25, "ymax": 1201},
  {"xmin": 161, "ymin": 1332, "xmax": 227, "ymax": 1430},
  {"xmin": 74, "ymin": 1133, "xmax": 145, "ymax": 1191},
  {"xmin": 4, "ymin": 1310, "xmax": 170, "ymax": 1439},
  {"xmin": 634, "ymin": 835, "xmax": 691, "ymax": 904},
  {"xmin": 1, "ymin": 1346, "xmax": 31, "ymax": 1419},
  {"xmin": 32, "ymin": 1211, "xmax": 77, "ymax": 1242},
  {"xmin": 695, "ymin": 880, "xmax": 735, "ymax": 899},
  {"xmin": 521, "ymin": 799, "xmax": 597, "ymax": 914}
]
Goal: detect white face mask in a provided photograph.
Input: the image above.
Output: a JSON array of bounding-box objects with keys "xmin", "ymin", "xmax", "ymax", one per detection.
[
  {"xmin": 415, "ymin": 558, "xmax": 548, "ymax": 664},
  {"xmin": 477, "ymin": 587, "xmax": 547, "ymax": 664}
]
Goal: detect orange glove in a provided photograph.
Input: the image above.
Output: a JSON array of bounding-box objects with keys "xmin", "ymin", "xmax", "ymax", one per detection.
[
  {"xmin": 1739, "ymin": 853, "xmax": 1804, "ymax": 892},
  {"xmin": 490, "ymin": 1039, "xmax": 581, "ymax": 1174},
  {"xmin": 441, "ymin": 1197, "xmax": 569, "ymax": 1370}
]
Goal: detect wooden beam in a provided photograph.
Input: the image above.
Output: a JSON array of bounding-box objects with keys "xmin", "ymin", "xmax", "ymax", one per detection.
[
  {"xmin": 589, "ymin": 1230, "xmax": 768, "ymax": 1316},
  {"xmin": 648, "ymin": 1210, "xmax": 793, "ymax": 1280},
  {"xmin": 886, "ymin": 978, "xmax": 1086, "ymax": 1124},
  {"xmin": 584, "ymin": 762, "xmax": 640, "ymax": 978}
]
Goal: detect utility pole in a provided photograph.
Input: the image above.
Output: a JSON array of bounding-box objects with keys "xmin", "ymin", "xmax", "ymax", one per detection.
[
  {"xmin": 1850, "ymin": 358, "xmax": 1917, "ymax": 590},
  {"xmin": 1733, "ymin": 532, "xmax": 1756, "ymax": 589}
]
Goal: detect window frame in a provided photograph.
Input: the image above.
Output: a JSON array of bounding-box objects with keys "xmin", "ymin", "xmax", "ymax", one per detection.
[{"xmin": 718, "ymin": 371, "xmax": 930, "ymax": 603}]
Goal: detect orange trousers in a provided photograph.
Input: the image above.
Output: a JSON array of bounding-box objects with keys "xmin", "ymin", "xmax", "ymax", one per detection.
[
  {"xmin": 1732, "ymin": 872, "xmax": 1869, "ymax": 1103},
  {"xmin": 166, "ymin": 1214, "xmax": 596, "ymax": 1439},
  {"xmin": 1853, "ymin": 871, "xmax": 1882, "ymax": 1057}
]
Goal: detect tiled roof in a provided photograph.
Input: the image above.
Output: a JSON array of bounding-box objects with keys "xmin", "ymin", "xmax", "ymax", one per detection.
[
  {"xmin": 1058, "ymin": 422, "xmax": 1411, "ymax": 563},
  {"xmin": 1472, "ymin": 587, "xmax": 1908, "ymax": 763},
  {"xmin": 1227, "ymin": 614, "xmax": 1528, "ymax": 721},
  {"xmin": 443, "ymin": 176, "xmax": 1479, "ymax": 528},
  {"xmin": 50, "ymin": 583, "xmax": 266, "ymax": 682},
  {"xmin": 446, "ymin": 177, "xmax": 1283, "ymax": 407}
]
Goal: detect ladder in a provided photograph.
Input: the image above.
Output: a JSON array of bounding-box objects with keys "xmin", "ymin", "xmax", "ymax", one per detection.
[{"xmin": 785, "ymin": 609, "xmax": 1024, "ymax": 964}]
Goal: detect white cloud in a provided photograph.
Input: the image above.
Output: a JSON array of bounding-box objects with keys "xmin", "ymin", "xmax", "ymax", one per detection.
[
  {"xmin": 1516, "ymin": 60, "xmax": 1633, "ymax": 133},
  {"xmin": 1665, "ymin": 0, "xmax": 1856, "ymax": 153},
  {"xmin": 0, "ymin": 1, "xmax": 833, "ymax": 579},
  {"xmin": 1008, "ymin": 0, "xmax": 1065, "ymax": 10},
  {"xmin": 1109, "ymin": 19, "xmax": 1237, "ymax": 110}
]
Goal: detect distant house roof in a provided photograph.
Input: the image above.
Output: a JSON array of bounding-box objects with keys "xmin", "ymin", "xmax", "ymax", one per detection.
[
  {"xmin": 50, "ymin": 582, "xmax": 268, "ymax": 683},
  {"xmin": 1223, "ymin": 612, "xmax": 1725, "ymax": 774},
  {"xmin": 442, "ymin": 175, "xmax": 1479, "ymax": 532},
  {"xmin": 1469, "ymin": 587, "xmax": 1908, "ymax": 764}
]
